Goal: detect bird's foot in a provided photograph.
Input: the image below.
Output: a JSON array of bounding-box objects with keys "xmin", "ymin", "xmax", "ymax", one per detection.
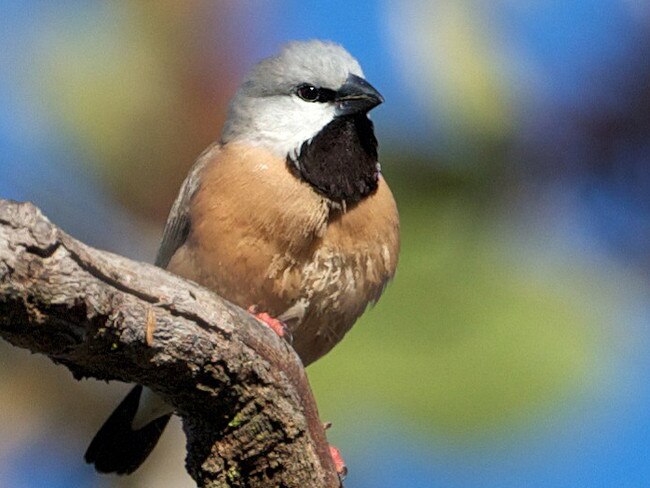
[
  {"xmin": 329, "ymin": 445, "xmax": 348, "ymax": 480},
  {"xmin": 247, "ymin": 306, "xmax": 291, "ymax": 341},
  {"xmin": 322, "ymin": 422, "xmax": 347, "ymax": 480}
]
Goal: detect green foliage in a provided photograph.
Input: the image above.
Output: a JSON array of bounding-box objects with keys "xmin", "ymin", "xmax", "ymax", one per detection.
[{"xmin": 309, "ymin": 168, "xmax": 612, "ymax": 442}]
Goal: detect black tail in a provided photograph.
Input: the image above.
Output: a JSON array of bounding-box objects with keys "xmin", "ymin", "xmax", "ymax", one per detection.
[{"xmin": 85, "ymin": 385, "xmax": 171, "ymax": 474}]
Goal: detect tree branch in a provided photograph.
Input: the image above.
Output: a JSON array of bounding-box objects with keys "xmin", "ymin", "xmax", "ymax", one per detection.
[{"xmin": 0, "ymin": 199, "xmax": 340, "ymax": 488}]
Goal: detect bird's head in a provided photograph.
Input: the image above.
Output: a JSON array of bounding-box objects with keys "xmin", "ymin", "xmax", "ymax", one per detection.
[{"xmin": 221, "ymin": 40, "xmax": 383, "ymax": 160}]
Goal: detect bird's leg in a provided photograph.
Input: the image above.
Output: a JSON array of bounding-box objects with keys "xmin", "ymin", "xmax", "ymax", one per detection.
[
  {"xmin": 329, "ymin": 444, "xmax": 348, "ymax": 480},
  {"xmin": 323, "ymin": 422, "xmax": 348, "ymax": 480},
  {"xmin": 249, "ymin": 307, "xmax": 347, "ymax": 478},
  {"xmin": 247, "ymin": 305, "xmax": 292, "ymax": 341}
]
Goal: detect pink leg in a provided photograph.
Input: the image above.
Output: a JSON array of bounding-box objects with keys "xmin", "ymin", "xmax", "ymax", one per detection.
[
  {"xmin": 247, "ymin": 306, "xmax": 288, "ymax": 338},
  {"xmin": 329, "ymin": 444, "xmax": 348, "ymax": 479},
  {"xmin": 323, "ymin": 423, "xmax": 347, "ymax": 479}
]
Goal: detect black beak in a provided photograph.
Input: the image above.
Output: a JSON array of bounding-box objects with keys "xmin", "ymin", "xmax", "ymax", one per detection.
[{"xmin": 335, "ymin": 74, "xmax": 384, "ymax": 116}]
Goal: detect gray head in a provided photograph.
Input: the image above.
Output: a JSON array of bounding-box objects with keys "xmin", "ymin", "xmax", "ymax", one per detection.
[{"xmin": 221, "ymin": 40, "xmax": 383, "ymax": 158}]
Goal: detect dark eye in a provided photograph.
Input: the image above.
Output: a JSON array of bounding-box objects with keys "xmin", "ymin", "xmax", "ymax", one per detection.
[{"xmin": 296, "ymin": 84, "xmax": 319, "ymax": 102}]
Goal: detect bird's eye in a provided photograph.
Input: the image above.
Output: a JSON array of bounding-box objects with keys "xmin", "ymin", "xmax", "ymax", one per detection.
[{"xmin": 296, "ymin": 84, "xmax": 320, "ymax": 102}]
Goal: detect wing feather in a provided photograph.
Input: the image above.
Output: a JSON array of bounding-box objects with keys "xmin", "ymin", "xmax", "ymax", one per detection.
[{"xmin": 154, "ymin": 143, "xmax": 220, "ymax": 268}]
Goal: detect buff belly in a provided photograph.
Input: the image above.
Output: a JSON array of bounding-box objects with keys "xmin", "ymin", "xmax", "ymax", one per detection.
[{"xmin": 166, "ymin": 144, "xmax": 400, "ymax": 366}]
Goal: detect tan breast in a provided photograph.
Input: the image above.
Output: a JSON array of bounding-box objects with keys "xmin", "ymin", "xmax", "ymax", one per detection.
[{"xmin": 167, "ymin": 143, "xmax": 400, "ymax": 365}]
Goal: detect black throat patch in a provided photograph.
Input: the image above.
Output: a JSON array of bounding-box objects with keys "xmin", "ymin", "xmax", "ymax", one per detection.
[{"xmin": 288, "ymin": 114, "xmax": 379, "ymax": 205}]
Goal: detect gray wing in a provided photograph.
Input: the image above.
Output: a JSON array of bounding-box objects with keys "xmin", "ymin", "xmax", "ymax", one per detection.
[{"xmin": 154, "ymin": 143, "xmax": 220, "ymax": 268}]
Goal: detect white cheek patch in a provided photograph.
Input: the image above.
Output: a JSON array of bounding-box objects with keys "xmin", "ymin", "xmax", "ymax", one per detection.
[{"xmin": 237, "ymin": 96, "xmax": 336, "ymax": 159}]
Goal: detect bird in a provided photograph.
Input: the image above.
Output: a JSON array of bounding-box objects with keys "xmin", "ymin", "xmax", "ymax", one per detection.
[{"xmin": 84, "ymin": 39, "xmax": 400, "ymax": 476}]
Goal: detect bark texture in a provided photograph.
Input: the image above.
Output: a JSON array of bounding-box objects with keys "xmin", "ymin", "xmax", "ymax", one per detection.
[{"xmin": 0, "ymin": 199, "xmax": 340, "ymax": 488}]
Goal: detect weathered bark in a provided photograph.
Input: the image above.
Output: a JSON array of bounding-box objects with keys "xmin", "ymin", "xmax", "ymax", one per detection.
[{"xmin": 0, "ymin": 199, "xmax": 340, "ymax": 488}]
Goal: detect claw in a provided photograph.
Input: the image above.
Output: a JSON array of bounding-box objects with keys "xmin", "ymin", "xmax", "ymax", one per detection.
[
  {"xmin": 329, "ymin": 445, "xmax": 347, "ymax": 480},
  {"xmin": 247, "ymin": 306, "xmax": 292, "ymax": 342}
]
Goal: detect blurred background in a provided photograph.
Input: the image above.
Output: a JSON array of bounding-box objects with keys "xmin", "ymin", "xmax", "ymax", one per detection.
[{"xmin": 1, "ymin": 1, "xmax": 650, "ymax": 486}]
